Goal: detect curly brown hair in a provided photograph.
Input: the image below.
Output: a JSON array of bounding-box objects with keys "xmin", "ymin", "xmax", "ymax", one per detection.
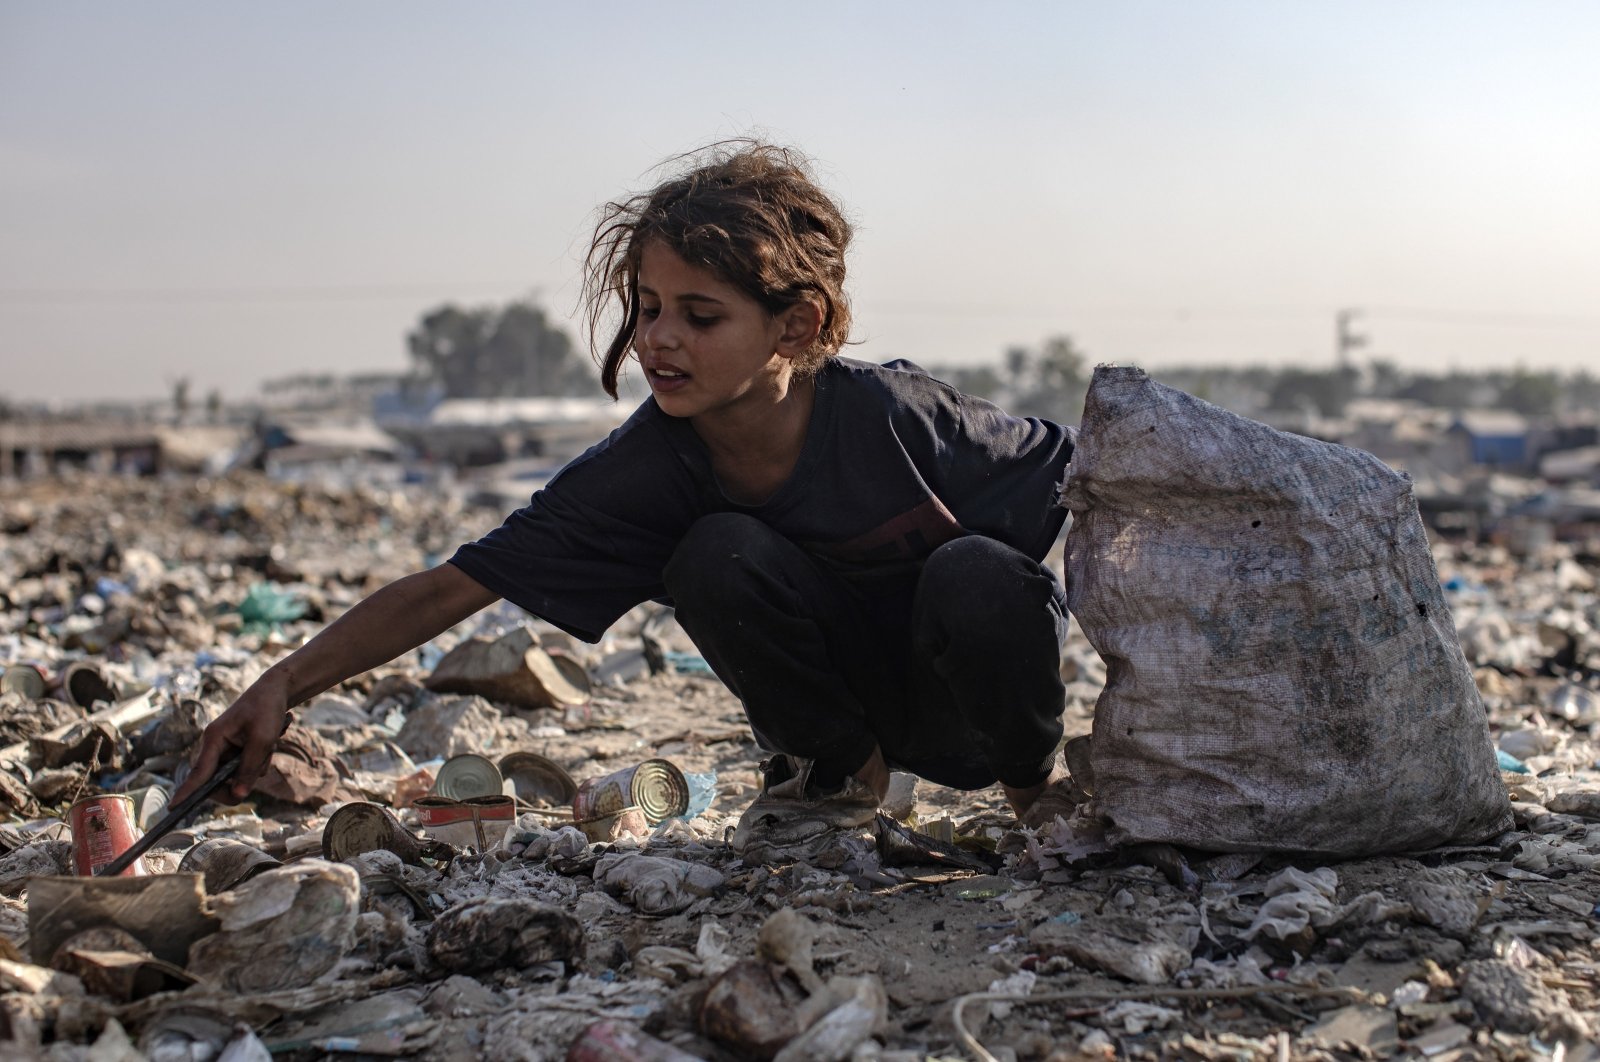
[{"xmin": 583, "ymin": 140, "xmax": 854, "ymax": 399}]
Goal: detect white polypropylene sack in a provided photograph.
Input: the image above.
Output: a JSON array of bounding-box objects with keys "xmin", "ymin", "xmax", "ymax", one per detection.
[{"xmin": 1060, "ymin": 367, "xmax": 1511, "ymax": 856}]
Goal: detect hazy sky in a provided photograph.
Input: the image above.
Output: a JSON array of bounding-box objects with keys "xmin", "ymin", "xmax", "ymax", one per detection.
[{"xmin": 3, "ymin": 2, "xmax": 1598, "ymax": 403}]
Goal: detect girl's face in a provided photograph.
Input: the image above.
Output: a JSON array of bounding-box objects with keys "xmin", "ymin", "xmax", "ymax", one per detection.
[{"xmin": 633, "ymin": 241, "xmax": 808, "ymax": 423}]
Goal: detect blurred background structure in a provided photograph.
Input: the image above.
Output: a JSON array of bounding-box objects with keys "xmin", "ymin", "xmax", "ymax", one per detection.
[{"xmin": 2, "ymin": 2, "xmax": 1597, "ymax": 536}]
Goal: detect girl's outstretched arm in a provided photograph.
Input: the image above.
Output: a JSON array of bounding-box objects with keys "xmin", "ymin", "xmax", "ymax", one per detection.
[{"xmin": 172, "ymin": 563, "xmax": 501, "ymax": 803}]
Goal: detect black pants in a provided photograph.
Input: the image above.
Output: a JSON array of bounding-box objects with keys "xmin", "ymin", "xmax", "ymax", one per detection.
[{"xmin": 662, "ymin": 513, "xmax": 1068, "ymax": 791}]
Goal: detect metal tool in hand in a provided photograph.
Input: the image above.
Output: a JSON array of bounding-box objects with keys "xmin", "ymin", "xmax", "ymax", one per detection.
[{"xmin": 95, "ymin": 751, "xmax": 243, "ymax": 877}]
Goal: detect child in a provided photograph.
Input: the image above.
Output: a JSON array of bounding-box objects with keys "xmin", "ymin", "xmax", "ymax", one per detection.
[{"xmin": 175, "ymin": 141, "xmax": 1078, "ymax": 860}]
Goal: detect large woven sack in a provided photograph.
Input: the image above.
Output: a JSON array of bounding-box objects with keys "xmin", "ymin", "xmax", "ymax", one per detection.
[{"xmin": 1060, "ymin": 366, "xmax": 1511, "ymax": 856}]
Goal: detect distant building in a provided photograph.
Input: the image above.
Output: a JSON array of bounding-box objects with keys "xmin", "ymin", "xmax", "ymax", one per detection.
[
  {"xmin": 1540, "ymin": 445, "xmax": 1600, "ymax": 485},
  {"xmin": 259, "ymin": 372, "xmax": 409, "ymax": 414},
  {"xmin": 1445, "ymin": 411, "xmax": 1531, "ymax": 470},
  {"xmin": 377, "ymin": 395, "xmax": 627, "ymax": 468},
  {"xmin": 0, "ymin": 421, "xmax": 243, "ymax": 478},
  {"xmin": 258, "ymin": 420, "xmax": 403, "ymax": 465},
  {"xmin": 1335, "ymin": 399, "xmax": 1455, "ymax": 471}
]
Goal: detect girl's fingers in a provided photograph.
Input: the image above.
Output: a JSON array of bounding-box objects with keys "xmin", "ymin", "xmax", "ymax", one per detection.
[
  {"xmin": 173, "ymin": 731, "xmax": 227, "ymax": 804},
  {"xmin": 232, "ymin": 728, "xmax": 278, "ymax": 803}
]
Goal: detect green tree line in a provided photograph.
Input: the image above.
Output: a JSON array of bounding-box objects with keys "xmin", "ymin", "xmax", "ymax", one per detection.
[{"xmin": 927, "ymin": 340, "xmax": 1599, "ymax": 423}]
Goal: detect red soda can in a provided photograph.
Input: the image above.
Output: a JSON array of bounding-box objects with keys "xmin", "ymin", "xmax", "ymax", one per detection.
[{"xmin": 70, "ymin": 795, "xmax": 147, "ymax": 877}]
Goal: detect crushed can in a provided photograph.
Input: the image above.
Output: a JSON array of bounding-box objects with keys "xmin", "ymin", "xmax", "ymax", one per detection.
[
  {"xmin": 414, "ymin": 795, "xmax": 516, "ymax": 851},
  {"xmin": 498, "ymin": 751, "xmax": 578, "ymax": 808},
  {"xmin": 177, "ymin": 837, "xmax": 282, "ymax": 894},
  {"xmin": 572, "ymin": 759, "xmax": 689, "ymax": 825},
  {"xmin": 432, "ymin": 753, "xmax": 506, "ymax": 800},
  {"xmin": 321, "ymin": 801, "xmax": 427, "ymax": 864},
  {"xmin": 70, "ymin": 795, "xmax": 146, "ymax": 877}
]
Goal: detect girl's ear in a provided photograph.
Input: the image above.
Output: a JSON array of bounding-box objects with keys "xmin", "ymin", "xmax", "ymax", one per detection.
[{"xmin": 774, "ymin": 301, "xmax": 823, "ymax": 359}]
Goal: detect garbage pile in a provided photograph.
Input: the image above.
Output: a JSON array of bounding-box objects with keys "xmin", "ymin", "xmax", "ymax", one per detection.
[{"xmin": 0, "ymin": 473, "xmax": 1597, "ymax": 1060}]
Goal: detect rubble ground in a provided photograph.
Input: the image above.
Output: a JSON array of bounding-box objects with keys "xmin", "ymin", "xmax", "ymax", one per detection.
[{"xmin": 1, "ymin": 473, "xmax": 1598, "ymax": 1060}]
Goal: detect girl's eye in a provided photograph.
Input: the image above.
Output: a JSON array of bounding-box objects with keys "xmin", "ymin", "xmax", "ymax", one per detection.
[
  {"xmin": 640, "ymin": 305, "xmax": 660, "ymax": 319},
  {"xmin": 688, "ymin": 314, "xmax": 718, "ymax": 327}
]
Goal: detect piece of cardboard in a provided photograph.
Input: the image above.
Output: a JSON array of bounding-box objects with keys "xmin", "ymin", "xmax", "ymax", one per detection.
[{"xmin": 27, "ymin": 873, "xmax": 217, "ymax": 967}]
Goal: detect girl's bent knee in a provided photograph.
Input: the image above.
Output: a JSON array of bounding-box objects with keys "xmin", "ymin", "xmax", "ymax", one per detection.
[
  {"xmin": 921, "ymin": 536, "xmax": 1046, "ymax": 607},
  {"xmin": 924, "ymin": 535, "xmax": 1022, "ymax": 579},
  {"xmin": 663, "ymin": 514, "xmax": 781, "ymax": 605},
  {"xmin": 668, "ymin": 513, "xmax": 767, "ymax": 568}
]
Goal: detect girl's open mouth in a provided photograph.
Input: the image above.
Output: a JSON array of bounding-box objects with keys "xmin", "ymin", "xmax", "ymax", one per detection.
[{"xmin": 647, "ymin": 364, "xmax": 691, "ymax": 392}]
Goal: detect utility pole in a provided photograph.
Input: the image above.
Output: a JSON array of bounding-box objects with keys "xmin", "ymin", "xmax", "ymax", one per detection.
[{"xmin": 1335, "ymin": 308, "xmax": 1367, "ymax": 368}]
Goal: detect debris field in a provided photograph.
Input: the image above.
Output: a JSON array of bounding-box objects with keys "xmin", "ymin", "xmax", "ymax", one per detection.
[{"xmin": 1, "ymin": 474, "xmax": 1597, "ymax": 1060}]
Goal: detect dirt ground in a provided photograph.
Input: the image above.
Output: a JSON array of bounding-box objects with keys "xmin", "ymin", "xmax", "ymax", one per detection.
[{"xmin": 1, "ymin": 475, "xmax": 1597, "ymax": 1060}]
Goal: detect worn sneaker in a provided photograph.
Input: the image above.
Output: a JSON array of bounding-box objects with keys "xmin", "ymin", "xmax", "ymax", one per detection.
[
  {"xmin": 1017, "ymin": 781, "xmax": 1083, "ymax": 830},
  {"xmin": 730, "ymin": 755, "xmax": 880, "ymax": 867},
  {"xmin": 1016, "ymin": 738, "xmax": 1093, "ymax": 830}
]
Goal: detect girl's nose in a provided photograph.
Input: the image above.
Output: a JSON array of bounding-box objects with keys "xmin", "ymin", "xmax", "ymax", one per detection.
[{"xmin": 641, "ymin": 314, "xmax": 676, "ymax": 351}]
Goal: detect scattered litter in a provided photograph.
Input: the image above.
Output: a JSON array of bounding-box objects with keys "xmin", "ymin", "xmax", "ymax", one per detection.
[
  {"xmin": 235, "ymin": 583, "xmax": 306, "ymax": 637},
  {"xmin": 28, "ymin": 872, "xmax": 217, "ymax": 968},
  {"xmin": 177, "ymin": 836, "xmax": 281, "ymax": 894},
  {"xmin": 187, "ymin": 860, "xmax": 361, "ymax": 992},
  {"xmin": 570, "ymin": 1020, "xmax": 703, "ymax": 1061},
  {"xmin": 425, "ymin": 627, "xmax": 588, "ymax": 709},
  {"xmin": 1304, "ymin": 1004, "xmax": 1399, "ymax": 1055},
  {"xmin": 593, "ymin": 853, "xmax": 724, "ymax": 915},
  {"xmin": 700, "ymin": 960, "xmax": 805, "ymax": 1057},
  {"xmin": 1497, "ymin": 748, "xmax": 1530, "ymax": 774},
  {"xmin": 1, "ymin": 469, "xmax": 1595, "ymax": 1056},
  {"xmin": 1029, "ymin": 913, "xmax": 1196, "ymax": 985},
  {"xmin": 984, "ymin": 970, "xmax": 1036, "ymax": 1020},
  {"xmin": 426, "ymin": 896, "xmax": 583, "ymax": 974}
]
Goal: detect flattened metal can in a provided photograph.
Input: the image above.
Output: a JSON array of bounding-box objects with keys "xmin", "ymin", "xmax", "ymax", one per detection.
[
  {"xmin": 70, "ymin": 795, "xmax": 146, "ymax": 877},
  {"xmin": 432, "ymin": 753, "xmax": 506, "ymax": 800},
  {"xmin": 177, "ymin": 837, "xmax": 282, "ymax": 894},
  {"xmin": 572, "ymin": 759, "xmax": 689, "ymax": 825},
  {"xmin": 322, "ymin": 801, "xmax": 425, "ymax": 864}
]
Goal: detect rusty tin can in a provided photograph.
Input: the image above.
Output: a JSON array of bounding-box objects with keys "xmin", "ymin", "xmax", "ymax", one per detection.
[
  {"xmin": 69, "ymin": 795, "xmax": 146, "ymax": 877},
  {"xmin": 322, "ymin": 801, "xmax": 425, "ymax": 864},
  {"xmin": 498, "ymin": 751, "xmax": 578, "ymax": 808},
  {"xmin": 58, "ymin": 661, "xmax": 118, "ymax": 710},
  {"xmin": 572, "ymin": 759, "xmax": 689, "ymax": 826}
]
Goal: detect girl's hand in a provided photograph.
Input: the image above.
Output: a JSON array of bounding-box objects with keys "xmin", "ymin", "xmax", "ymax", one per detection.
[
  {"xmin": 172, "ymin": 669, "xmax": 292, "ymax": 804},
  {"xmin": 170, "ymin": 564, "xmax": 499, "ymax": 807}
]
